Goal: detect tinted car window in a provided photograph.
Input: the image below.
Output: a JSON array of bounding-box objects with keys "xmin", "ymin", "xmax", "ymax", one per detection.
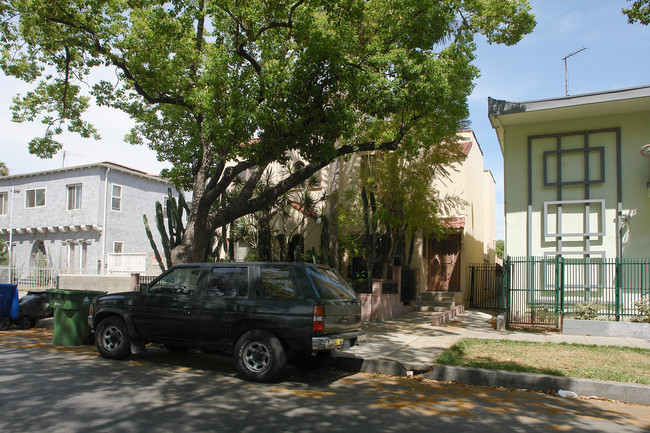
[
  {"xmin": 260, "ymin": 266, "xmax": 297, "ymax": 299},
  {"xmin": 307, "ymin": 267, "xmax": 356, "ymax": 300},
  {"xmin": 207, "ymin": 267, "xmax": 248, "ymax": 297},
  {"xmin": 149, "ymin": 267, "xmax": 201, "ymax": 295}
]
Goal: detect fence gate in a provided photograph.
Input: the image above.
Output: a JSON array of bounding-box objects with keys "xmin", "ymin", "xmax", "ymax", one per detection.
[
  {"xmin": 503, "ymin": 257, "xmax": 650, "ymax": 328},
  {"xmin": 468, "ymin": 263, "xmax": 505, "ymax": 310},
  {"xmin": 505, "ymin": 257, "xmax": 561, "ymax": 327}
]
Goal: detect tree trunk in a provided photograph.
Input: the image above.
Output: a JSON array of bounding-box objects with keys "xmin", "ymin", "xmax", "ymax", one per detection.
[
  {"xmin": 327, "ymin": 157, "xmax": 341, "ymax": 269},
  {"xmin": 171, "ymin": 215, "xmax": 212, "ymax": 264}
]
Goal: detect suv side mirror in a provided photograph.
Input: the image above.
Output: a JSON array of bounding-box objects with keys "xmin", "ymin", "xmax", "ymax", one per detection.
[{"xmin": 138, "ymin": 283, "xmax": 148, "ymax": 294}]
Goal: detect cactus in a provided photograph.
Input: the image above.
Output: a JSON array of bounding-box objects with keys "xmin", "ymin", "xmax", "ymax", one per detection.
[{"xmin": 143, "ymin": 188, "xmax": 190, "ymax": 271}]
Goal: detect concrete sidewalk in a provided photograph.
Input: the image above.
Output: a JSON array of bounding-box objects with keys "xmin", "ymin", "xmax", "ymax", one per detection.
[{"xmin": 330, "ymin": 309, "xmax": 650, "ymax": 405}]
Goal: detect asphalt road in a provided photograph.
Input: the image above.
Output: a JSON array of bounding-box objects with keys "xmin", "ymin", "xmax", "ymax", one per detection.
[{"xmin": 0, "ymin": 330, "xmax": 649, "ymax": 433}]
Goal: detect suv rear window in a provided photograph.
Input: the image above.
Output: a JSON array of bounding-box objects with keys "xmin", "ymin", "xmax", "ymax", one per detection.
[
  {"xmin": 260, "ymin": 265, "xmax": 297, "ymax": 299},
  {"xmin": 307, "ymin": 267, "xmax": 356, "ymax": 300}
]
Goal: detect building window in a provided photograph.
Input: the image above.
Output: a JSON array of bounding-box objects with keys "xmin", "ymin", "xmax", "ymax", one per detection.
[
  {"xmin": 113, "ymin": 241, "xmax": 124, "ymax": 254},
  {"xmin": 81, "ymin": 242, "xmax": 88, "ymax": 272},
  {"xmin": 26, "ymin": 188, "xmax": 46, "ymax": 208},
  {"xmin": 0, "ymin": 192, "xmax": 7, "ymax": 215},
  {"xmin": 111, "ymin": 185, "xmax": 122, "ymax": 211},
  {"xmin": 68, "ymin": 242, "xmax": 76, "ymax": 270},
  {"xmin": 67, "ymin": 184, "xmax": 82, "ymax": 210}
]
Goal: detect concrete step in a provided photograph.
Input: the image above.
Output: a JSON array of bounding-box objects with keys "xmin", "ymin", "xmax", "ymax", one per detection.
[
  {"xmin": 430, "ymin": 305, "xmax": 466, "ymax": 326},
  {"xmin": 413, "ymin": 305, "xmax": 453, "ymax": 312},
  {"xmin": 418, "ymin": 292, "xmax": 456, "ymax": 303}
]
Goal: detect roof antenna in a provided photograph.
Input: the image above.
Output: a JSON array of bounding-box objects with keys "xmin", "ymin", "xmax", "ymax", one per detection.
[{"xmin": 562, "ymin": 47, "xmax": 587, "ymax": 96}]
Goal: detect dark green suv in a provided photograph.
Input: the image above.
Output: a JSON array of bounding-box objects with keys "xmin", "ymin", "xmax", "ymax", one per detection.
[{"xmin": 88, "ymin": 262, "xmax": 365, "ymax": 382}]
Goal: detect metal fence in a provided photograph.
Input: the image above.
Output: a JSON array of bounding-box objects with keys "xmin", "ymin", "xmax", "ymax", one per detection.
[
  {"xmin": 107, "ymin": 253, "xmax": 148, "ymax": 275},
  {"xmin": 505, "ymin": 257, "xmax": 650, "ymax": 327},
  {"xmin": 468, "ymin": 263, "xmax": 505, "ymax": 310},
  {"xmin": 0, "ymin": 266, "xmax": 59, "ymax": 291}
]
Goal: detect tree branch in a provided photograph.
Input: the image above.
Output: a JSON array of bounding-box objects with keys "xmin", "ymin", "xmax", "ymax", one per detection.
[
  {"xmin": 236, "ymin": 42, "xmax": 262, "ymax": 74},
  {"xmin": 46, "ymin": 17, "xmax": 192, "ymax": 109}
]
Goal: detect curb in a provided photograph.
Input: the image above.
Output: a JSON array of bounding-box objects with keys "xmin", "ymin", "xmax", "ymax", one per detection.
[
  {"xmin": 330, "ymin": 355, "xmax": 650, "ymax": 406},
  {"xmin": 425, "ymin": 365, "xmax": 650, "ymax": 405},
  {"xmin": 330, "ymin": 353, "xmax": 409, "ymax": 376}
]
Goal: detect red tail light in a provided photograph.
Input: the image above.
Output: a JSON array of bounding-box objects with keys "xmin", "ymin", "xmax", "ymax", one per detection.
[{"xmin": 313, "ymin": 305, "xmax": 324, "ymax": 331}]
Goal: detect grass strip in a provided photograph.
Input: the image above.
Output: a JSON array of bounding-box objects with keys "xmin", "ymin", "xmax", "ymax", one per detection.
[{"xmin": 437, "ymin": 338, "xmax": 650, "ymax": 384}]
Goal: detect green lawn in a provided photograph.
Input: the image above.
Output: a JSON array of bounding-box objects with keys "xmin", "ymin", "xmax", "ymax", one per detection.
[{"xmin": 437, "ymin": 338, "xmax": 650, "ymax": 385}]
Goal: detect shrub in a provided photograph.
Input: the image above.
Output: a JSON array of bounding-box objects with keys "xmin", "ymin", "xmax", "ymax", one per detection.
[
  {"xmin": 573, "ymin": 302, "xmax": 601, "ymax": 320},
  {"xmin": 631, "ymin": 298, "xmax": 650, "ymax": 323}
]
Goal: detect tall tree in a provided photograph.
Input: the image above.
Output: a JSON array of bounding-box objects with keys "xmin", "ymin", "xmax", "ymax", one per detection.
[
  {"xmin": 0, "ymin": 0, "xmax": 535, "ymax": 264},
  {"xmin": 358, "ymin": 141, "xmax": 465, "ymax": 281},
  {"xmin": 623, "ymin": 0, "xmax": 650, "ymax": 25},
  {"xmin": 0, "ymin": 162, "xmax": 8, "ymax": 177}
]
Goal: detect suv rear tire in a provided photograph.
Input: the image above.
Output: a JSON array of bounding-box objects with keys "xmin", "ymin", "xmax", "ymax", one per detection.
[
  {"xmin": 234, "ymin": 330, "xmax": 286, "ymax": 382},
  {"xmin": 96, "ymin": 316, "xmax": 131, "ymax": 359}
]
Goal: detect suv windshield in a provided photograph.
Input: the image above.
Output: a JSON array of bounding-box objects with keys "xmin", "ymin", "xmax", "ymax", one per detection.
[{"xmin": 307, "ymin": 267, "xmax": 356, "ymax": 300}]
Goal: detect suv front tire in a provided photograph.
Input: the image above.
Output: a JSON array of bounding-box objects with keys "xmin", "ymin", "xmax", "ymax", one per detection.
[{"xmin": 96, "ymin": 316, "xmax": 131, "ymax": 360}]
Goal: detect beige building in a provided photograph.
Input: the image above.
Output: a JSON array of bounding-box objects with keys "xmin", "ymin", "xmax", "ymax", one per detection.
[
  {"xmin": 410, "ymin": 130, "xmax": 497, "ymax": 306},
  {"xmin": 286, "ymin": 130, "xmax": 498, "ymax": 309},
  {"xmin": 489, "ymin": 85, "xmax": 650, "ymax": 259}
]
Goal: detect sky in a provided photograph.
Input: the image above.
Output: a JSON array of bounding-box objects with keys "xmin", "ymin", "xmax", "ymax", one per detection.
[{"xmin": 1, "ymin": 0, "xmax": 649, "ymax": 240}]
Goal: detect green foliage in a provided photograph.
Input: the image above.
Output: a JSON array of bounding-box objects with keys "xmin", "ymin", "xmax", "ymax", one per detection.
[
  {"xmin": 1, "ymin": 0, "xmax": 535, "ymax": 263},
  {"xmin": 573, "ymin": 302, "xmax": 602, "ymax": 321},
  {"xmin": 0, "ymin": 162, "xmax": 8, "ymax": 177},
  {"xmin": 232, "ymin": 164, "xmax": 328, "ymax": 263},
  {"xmin": 496, "ymin": 240, "xmax": 504, "ymax": 259},
  {"xmin": 343, "ymin": 141, "xmax": 466, "ymax": 280},
  {"xmin": 631, "ymin": 297, "xmax": 650, "ymax": 323},
  {"xmin": 623, "ymin": 0, "xmax": 650, "ymax": 25}
]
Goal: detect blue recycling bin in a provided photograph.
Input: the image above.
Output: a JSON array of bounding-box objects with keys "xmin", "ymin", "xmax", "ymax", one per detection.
[{"xmin": 0, "ymin": 284, "xmax": 19, "ymax": 331}]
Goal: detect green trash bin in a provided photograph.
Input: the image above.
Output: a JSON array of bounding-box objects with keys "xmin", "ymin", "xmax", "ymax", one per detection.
[{"xmin": 47, "ymin": 289, "xmax": 106, "ymax": 346}]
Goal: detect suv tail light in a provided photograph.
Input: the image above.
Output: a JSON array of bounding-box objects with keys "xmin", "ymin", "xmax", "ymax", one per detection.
[{"xmin": 313, "ymin": 305, "xmax": 324, "ymax": 331}]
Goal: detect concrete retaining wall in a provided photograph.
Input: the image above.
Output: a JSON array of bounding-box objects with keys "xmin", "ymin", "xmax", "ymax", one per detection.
[
  {"xmin": 58, "ymin": 274, "xmax": 137, "ymax": 294},
  {"xmin": 360, "ymin": 273, "xmax": 407, "ymax": 321},
  {"xmin": 563, "ymin": 319, "xmax": 650, "ymax": 339}
]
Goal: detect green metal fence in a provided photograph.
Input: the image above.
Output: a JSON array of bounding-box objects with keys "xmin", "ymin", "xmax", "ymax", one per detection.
[{"xmin": 504, "ymin": 257, "xmax": 650, "ymax": 327}]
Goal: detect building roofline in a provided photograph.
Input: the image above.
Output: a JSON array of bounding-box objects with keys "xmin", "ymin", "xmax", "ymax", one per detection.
[
  {"xmin": 488, "ymin": 84, "xmax": 650, "ymax": 118},
  {"xmin": 458, "ymin": 129, "xmax": 484, "ymax": 157},
  {"xmin": 483, "ymin": 169, "xmax": 496, "ymax": 184},
  {"xmin": 0, "ymin": 161, "xmax": 171, "ymax": 184}
]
